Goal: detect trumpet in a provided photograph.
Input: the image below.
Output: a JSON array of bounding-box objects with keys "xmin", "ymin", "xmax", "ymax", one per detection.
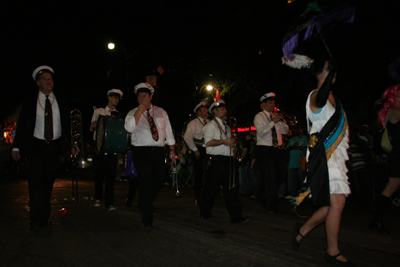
[{"xmin": 274, "ymin": 108, "xmax": 298, "ymax": 126}]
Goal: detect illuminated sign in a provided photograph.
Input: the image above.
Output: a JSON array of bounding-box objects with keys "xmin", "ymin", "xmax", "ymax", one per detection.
[{"xmin": 231, "ymin": 126, "xmax": 256, "ymax": 133}]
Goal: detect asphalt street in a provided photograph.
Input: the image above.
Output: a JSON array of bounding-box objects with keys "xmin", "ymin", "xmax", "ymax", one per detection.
[{"xmin": 0, "ymin": 169, "xmax": 399, "ymax": 267}]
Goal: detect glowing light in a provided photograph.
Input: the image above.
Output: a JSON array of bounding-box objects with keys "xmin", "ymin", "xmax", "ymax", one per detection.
[
  {"xmin": 206, "ymin": 85, "xmax": 213, "ymax": 91},
  {"xmin": 108, "ymin": 42, "xmax": 115, "ymax": 50}
]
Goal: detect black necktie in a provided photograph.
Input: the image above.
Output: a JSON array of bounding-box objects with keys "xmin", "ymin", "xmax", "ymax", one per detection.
[
  {"xmin": 270, "ymin": 114, "xmax": 278, "ymax": 146},
  {"xmin": 147, "ymin": 109, "xmax": 159, "ymax": 141},
  {"xmin": 45, "ymin": 95, "xmax": 53, "ymax": 142}
]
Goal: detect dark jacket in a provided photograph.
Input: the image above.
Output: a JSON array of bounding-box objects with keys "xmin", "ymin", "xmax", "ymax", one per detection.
[{"xmin": 13, "ymin": 91, "xmax": 71, "ymax": 157}]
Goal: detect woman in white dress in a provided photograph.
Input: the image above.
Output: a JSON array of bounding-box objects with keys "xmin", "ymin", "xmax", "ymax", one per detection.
[{"xmin": 292, "ymin": 59, "xmax": 353, "ymax": 266}]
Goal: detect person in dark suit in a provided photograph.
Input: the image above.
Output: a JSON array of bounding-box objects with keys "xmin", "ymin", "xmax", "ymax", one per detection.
[{"xmin": 11, "ymin": 65, "xmax": 77, "ymax": 232}]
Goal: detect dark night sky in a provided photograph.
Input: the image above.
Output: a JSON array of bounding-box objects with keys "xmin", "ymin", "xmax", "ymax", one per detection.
[{"xmin": 2, "ymin": 0, "xmax": 400, "ymax": 138}]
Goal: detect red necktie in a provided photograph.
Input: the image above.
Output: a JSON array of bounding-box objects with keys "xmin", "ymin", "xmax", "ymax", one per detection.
[{"xmin": 147, "ymin": 110, "xmax": 159, "ymax": 141}]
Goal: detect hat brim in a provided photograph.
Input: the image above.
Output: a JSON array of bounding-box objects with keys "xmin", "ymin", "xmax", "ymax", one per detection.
[{"xmin": 136, "ymin": 88, "xmax": 152, "ymax": 94}]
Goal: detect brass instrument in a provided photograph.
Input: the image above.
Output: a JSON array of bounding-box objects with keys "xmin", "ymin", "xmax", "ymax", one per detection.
[
  {"xmin": 70, "ymin": 109, "xmax": 91, "ymax": 168},
  {"xmin": 274, "ymin": 108, "xmax": 303, "ymax": 136},
  {"xmin": 170, "ymin": 152, "xmax": 181, "ymax": 197},
  {"xmin": 229, "ymin": 117, "xmax": 241, "ymax": 189},
  {"xmin": 274, "ymin": 108, "xmax": 298, "ymax": 126}
]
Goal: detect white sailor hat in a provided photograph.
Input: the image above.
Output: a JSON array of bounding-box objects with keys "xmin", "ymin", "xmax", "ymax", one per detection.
[
  {"xmin": 259, "ymin": 92, "xmax": 276, "ymax": 102},
  {"xmin": 134, "ymin": 82, "xmax": 154, "ymax": 95},
  {"xmin": 32, "ymin": 65, "xmax": 54, "ymax": 81},
  {"xmin": 194, "ymin": 102, "xmax": 207, "ymax": 113},
  {"xmin": 107, "ymin": 89, "xmax": 123, "ymax": 98},
  {"xmin": 209, "ymin": 99, "xmax": 226, "ymax": 113}
]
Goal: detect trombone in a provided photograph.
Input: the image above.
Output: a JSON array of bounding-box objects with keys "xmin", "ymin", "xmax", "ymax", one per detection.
[
  {"xmin": 229, "ymin": 117, "xmax": 241, "ymax": 189},
  {"xmin": 274, "ymin": 108, "xmax": 298, "ymax": 126},
  {"xmin": 274, "ymin": 108, "xmax": 303, "ymax": 136},
  {"xmin": 170, "ymin": 152, "xmax": 181, "ymax": 197},
  {"xmin": 70, "ymin": 109, "xmax": 91, "ymax": 169}
]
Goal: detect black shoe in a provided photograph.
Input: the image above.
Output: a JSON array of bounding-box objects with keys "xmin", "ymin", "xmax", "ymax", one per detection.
[
  {"xmin": 292, "ymin": 223, "xmax": 304, "ymax": 251},
  {"xmin": 125, "ymin": 198, "xmax": 133, "ymax": 207},
  {"xmin": 369, "ymin": 218, "xmax": 390, "ymax": 234},
  {"xmin": 231, "ymin": 217, "xmax": 249, "ymax": 224},
  {"xmin": 324, "ymin": 252, "xmax": 354, "ymax": 266}
]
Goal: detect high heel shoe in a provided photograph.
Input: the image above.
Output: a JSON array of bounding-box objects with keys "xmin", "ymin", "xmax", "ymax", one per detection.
[
  {"xmin": 324, "ymin": 252, "xmax": 354, "ymax": 266},
  {"xmin": 292, "ymin": 223, "xmax": 304, "ymax": 251},
  {"xmin": 369, "ymin": 218, "xmax": 390, "ymax": 234}
]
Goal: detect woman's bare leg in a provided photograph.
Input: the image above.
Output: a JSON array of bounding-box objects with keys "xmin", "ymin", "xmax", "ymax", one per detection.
[{"xmin": 325, "ymin": 194, "xmax": 348, "ymax": 262}]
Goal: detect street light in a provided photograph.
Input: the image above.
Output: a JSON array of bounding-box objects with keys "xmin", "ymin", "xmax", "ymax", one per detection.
[
  {"xmin": 196, "ymin": 84, "xmax": 213, "ymax": 105},
  {"xmin": 108, "ymin": 42, "xmax": 115, "ymax": 50}
]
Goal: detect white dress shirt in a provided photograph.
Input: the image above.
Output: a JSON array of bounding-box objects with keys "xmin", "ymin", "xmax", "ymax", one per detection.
[
  {"xmin": 34, "ymin": 91, "xmax": 61, "ymax": 140},
  {"xmin": 203, "ymin": 117, "xmax": 233, "ymax": 156},
  {"xmin": 183, "ymin": 117, "xmax": 210, "ymax": 151},
  {"xmin": 91, "ymin": 106, "xmax": 117, "ymax": 140},
  {"xmin": 254, "ymin": 110, "xmax": 288, "ymax": 146},
  {"xmin": 125, "ymin": 105, "xmax": 175, "ymax": 147}
]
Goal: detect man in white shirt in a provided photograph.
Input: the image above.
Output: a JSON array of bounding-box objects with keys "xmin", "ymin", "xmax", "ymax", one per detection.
[
  {"xmin": 183, "ymin": 102, "xmax": 210, "ymax": 206},
  {"xmin": 199, "ymin": 99, "xmax": 248, "ymax": 223},
  {"xmin": 90, "ymin": 89, "xmax": 123, "ymax": 211},
  {"xmin": 11, "ymin": 66, "xmax": 78, "ymax": 232},
  {"xmin": 253, "ymin": 92, "xmax": 288, "ymax": 214},
  {"xmin": 124, "ymin": 82, "xmax": 176, "ymax": 230}
]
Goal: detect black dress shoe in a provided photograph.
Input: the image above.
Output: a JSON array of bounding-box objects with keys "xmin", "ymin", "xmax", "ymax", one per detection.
[
  {"xmin": 231, "ymin": 217, "xmax": 249, "ymax": 224},
  {"xmin": 324, "ymin": 252, "xmax": 355, "ymax": 266},
  {"xmin": 292, "ymin": 223, "xmax": 304, "ymax": 251},
  {"xmin": 369, "ymin": 218, "xmax": 390, "ymax": 234}
]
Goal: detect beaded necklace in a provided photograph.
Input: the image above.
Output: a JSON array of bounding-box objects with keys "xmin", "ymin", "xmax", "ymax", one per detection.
[{"xmin": 212, "ymin": 118, "xmax": 228, "ymax": 140}]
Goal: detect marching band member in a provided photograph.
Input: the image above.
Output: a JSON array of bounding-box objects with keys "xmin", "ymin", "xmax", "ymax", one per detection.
[
  {"xmin": 12, "ymin": 66, "xmax": 78, "ymax": 231},
  {"xmin": 253, "ymin": 92, "xmax": 289, "ymax": 214},
  {"xmin": 90, "ymin": 89, "xmax": 123, "ymax": 211},
  {"xmin": 183, "ymin": 102, "xmax": 210, "ymax": 206},
  {"xmin": 124, "ymin": 82, "xmax": 176, "ymax": 230},
  {"xmin": 199, "ymin": 99, "xmax": 248, "ymax": 223}
]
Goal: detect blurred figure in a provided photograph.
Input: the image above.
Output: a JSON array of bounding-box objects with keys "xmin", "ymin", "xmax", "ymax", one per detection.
[
  {"xmin": 239, "ymin": 132, "xmax": 257, "ymax": 197},
  {"xmin": 370, "ymin": 84, "xmax": 400, "ymax": 234},
  {"xmin": 286, "ymin": 126, "xmax": 308, "ymax": 199}
]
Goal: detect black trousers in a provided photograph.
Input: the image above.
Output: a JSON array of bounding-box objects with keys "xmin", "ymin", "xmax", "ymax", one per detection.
[
  {"xmin": 93, "ymin": 154, "xmax": 117, "ymax": 207},
  {"xmin": 193, "ymin": 146, "xmax": 206, "ymax": 202},
  {"xmin": 256, "ymin": 146, "xmax": 286, "ymax": 211},
  {"xmin": 132, "ymin": 146, "xmax": 165, "ymax": 225},
  {"xmin": 200, "ymin": 155, "xmax": 243, "ymax": 220},
  {"xmin": 27, "ymin": 138, "xmax": 62, "ymax": 227}
]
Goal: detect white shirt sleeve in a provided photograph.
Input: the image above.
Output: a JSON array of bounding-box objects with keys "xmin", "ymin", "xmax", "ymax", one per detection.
[{"xmin": 183, "ymin": 120, "xmax": 198, "ymax": 152}]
